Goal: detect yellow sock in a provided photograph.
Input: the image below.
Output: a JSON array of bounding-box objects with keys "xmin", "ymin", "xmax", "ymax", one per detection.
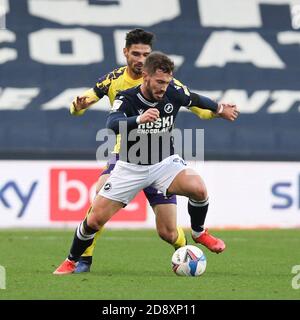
[
  {"xmin": 81, "ymin": 206, "xmax": 104, "ymax": 257},
  {"xmin": 81, "ymin": 227, "xmax": 104, "ymax": 257},
  {"xmin": 173, "ymin": 226, "xmax": 187, "ymax": 250}
]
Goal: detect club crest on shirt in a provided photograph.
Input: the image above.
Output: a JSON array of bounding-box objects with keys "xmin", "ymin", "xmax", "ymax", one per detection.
[{"xmin": 164, "ymin": 103, "xmax": 173, "ymax": 113}]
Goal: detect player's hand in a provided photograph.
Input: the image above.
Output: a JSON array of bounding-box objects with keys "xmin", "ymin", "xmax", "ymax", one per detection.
[
  {"xmin": 73, "ymin": 96, "xmax": 97, "ymax": 111},
  {"xmin": 139, "ymin": 108, "xmax": 160, "ymax": 123},
  {"xmin": 217, "ymin": 103, "xmax": 239, "ymax": 121}
]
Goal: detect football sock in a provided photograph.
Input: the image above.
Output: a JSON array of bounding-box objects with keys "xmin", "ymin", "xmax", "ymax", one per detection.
[
  {"xmin": 68, "ymin": 218, "xmax": 98, "ymax": 262},
  {"xmin": 81, "ymin": 205, "xmax": 104, "ymax": 258},
  {"xmin": 173, "ymin": 226, "xmax": 187, "ymax": 250},
  {"xmin": 188, "ymin": 197, "xmax": 209, "ymax": 233},
  {"xmin": 81, "ymin": 226, "xmax": 104, "ymax": 257}
]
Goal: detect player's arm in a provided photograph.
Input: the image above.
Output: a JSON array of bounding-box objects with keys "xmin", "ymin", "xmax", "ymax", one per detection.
[
  {"xmin": 70, "ymin": 88, "xmax": 99, "ymax": 116},
  {"xmin": 107, "ymin": 108, "xmax": 159, "ymax": 133},
  {"xmin": 189, "ymin": 107, "xmax": 216, "ymax": 120},
  {"xmin": 189, "ymin": 92, "xmax": 239, "ymax": 121},
  {"xmin": 173, "ymin": 79, "xmax": 238, "ymax": 121},
  {"xmin": 70, "ymin": 71, "xmax": 113, "ymax": 116},
  {"xmin": 107, "ymin": 97, "xmax": 159, "ymax": 134},
  {"xmin": 107, "ymin": 111, "xmax": 138, "ymax": 133},
  {"xmin": 172, "ymin": 79, "xmax": 216, "ymax": 120}
]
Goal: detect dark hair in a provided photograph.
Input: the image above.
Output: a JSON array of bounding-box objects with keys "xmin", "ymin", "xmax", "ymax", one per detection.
[
  {"xmin": 143, "ymin": 51, "xmax": 174, "ymax": 75},
  {"xmin": 125, "ymin": 28, "xmax": 154, "ymax": 48}
]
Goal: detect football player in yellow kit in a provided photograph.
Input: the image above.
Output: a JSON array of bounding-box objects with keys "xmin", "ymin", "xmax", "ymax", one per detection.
[{"xmin": 70, "ymin": 29, "xmax": 218, "ymax": 273}]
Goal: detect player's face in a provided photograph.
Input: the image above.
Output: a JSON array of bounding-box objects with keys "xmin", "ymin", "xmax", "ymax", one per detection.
[
  {"xmin": 124, "ymin": 44, "xmax": 152, "ymax": 76},
  {"xmin": 143, "ymin": 69, "xmax": 173, "ymax": 101}
]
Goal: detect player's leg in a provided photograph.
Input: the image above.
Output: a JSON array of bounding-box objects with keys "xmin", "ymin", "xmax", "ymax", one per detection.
[
  {"xmin": 75, "ymin": 173, "xmax": 108, "ymax": 273},
  {"xmin": 143, "ymin": 186, "xmax": 186, "ymax": 250},
  {"xmin": 154, "ymin": 204, "xmax": 187, "ymax": 250},
  {"xmin": 76, "ymin": 155, "xmax": 119, "ymax": 273},
  {"xmin": 167, "ymin": 168, "xmax": 225, "ymax": 253},
  {"xmin": 53, "ymin": 160, "xmax": 146, "ymax": 274},
  {"xmin": 53, "ymin": 195, "xmax": 124, "ymax": 275}
]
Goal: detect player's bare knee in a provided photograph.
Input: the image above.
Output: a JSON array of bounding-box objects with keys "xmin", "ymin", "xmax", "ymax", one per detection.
[
  {"xmin": 88, "ymin": 205, "xmax": 106, "ymax": 229},
  {"xmin": 158, "ymin": 229, "xmax": 177, "ymax": 244},
  {"xmin": 192, "ymin": 186, "xmax": 207, "ymax": 201},
  {"xmin": 86, "ymin": 213, "xmax": 102, "ymax": 231}
]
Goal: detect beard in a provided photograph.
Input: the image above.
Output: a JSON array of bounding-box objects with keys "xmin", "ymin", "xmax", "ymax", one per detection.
[
  {"xmin": 145, "ymin": 85, "xmax": 164, "ymax": 101},
  {"xmin": 130, "ymin": 63, "xmax": 143, "ymax": 76}
]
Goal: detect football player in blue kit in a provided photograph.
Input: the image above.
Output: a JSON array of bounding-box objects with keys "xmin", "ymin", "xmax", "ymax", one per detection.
[
  {"xmin": 70, "ymin": 29, "xmax": 222, "ymax": 273},
  {"xmin": 54, "ymin": 51, "xmax": 239, "ymax": 275}
]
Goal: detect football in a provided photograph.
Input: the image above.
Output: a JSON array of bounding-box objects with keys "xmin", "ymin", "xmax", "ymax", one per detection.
[{"xmin": 171, "ymin": 245, "xmax": 207, "ymax": 276}]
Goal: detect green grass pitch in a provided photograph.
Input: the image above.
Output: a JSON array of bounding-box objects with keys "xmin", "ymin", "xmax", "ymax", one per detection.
[{"xmin": 0, "ymin": 229, "xmax": 299, "ymax": 300}]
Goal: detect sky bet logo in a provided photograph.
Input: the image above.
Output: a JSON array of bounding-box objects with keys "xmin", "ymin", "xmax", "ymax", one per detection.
[
  {"xmin": 0, "ymin": 181, "xmax": 38, "ymax": 217},
  {"xmin": 271, "ymin": 175, "xmax": 300, "ymax": 209}
]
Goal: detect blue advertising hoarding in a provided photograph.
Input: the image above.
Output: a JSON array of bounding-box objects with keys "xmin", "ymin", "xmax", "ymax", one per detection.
[{"xmin": 0, "ymin": 0, "xmax": 300, "ymax": 160}]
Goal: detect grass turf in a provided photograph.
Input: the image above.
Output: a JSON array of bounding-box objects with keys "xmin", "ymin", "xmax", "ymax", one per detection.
[{"xmin": 0, "ymin": 229, "xmax": 299, "ymax": 300}]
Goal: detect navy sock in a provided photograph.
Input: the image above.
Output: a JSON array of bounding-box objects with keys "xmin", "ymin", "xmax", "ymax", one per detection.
[
  {"xmin": 188, "ymin": 198, "xmax": 209, "ymax": 232},
  {"xmin": 68, "ymin": 219, "xmax": 98, "ymax": 262}
]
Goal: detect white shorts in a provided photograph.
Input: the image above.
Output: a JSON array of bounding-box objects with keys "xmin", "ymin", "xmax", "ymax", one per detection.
[{"xmin": 99, "ymin": 154, "xmax": 187, "ymax": 204}]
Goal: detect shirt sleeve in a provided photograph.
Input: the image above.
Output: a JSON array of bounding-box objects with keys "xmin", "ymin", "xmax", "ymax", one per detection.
[
  {"xmin": 93, "ymin": 72, "xmax": 113, "ymax": 99},
  {"xmin": 189, "ymin": 106, "xmax": 217, "ymax": 120},
  {"xmin": 189, "ymin": 92, "xmax": 218, "ymax": 112},
  {"xmin": 173, "ymin": 82, "xmax": 193, "ymax": 107},
  {"xmin": 106, "ymin": 95, "xmax": 139, "ymax": 133},
  {"xmin": 172, "ymin": 78, "xmax": 219, "ymax": 114}
]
